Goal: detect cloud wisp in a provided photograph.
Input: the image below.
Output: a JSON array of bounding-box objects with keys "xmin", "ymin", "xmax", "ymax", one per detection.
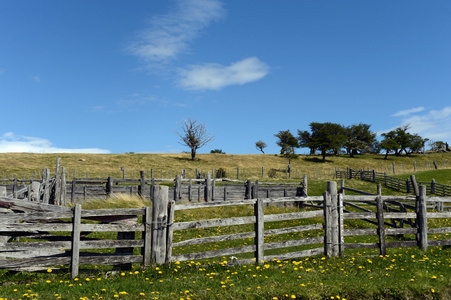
[
  {"xmin": 0, "ymin": 132, "xmax": 110, "ymax": 154},
  {"xmin": 178, "ymin": 57, "xmax": 270, "ymax": 90},
  {"xmin": 385, "ymin": 106, "xmax": 451, "ymax": 142},
  {"xmin": 128, "ymin": 0, "xmax": 225, "ymax": 64},
  {"xmin": 392, "ymin": 106, "xmax": 425, "ymax": 117}
]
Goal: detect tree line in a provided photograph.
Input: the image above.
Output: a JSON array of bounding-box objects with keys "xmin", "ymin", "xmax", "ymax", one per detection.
[
  {"xmin": 174, "ymin": 118, "xmax": 448, "ymax": 161},
  {"xmin": 258, "ymin": 122, "xmax": 449, "ymax": 161}
]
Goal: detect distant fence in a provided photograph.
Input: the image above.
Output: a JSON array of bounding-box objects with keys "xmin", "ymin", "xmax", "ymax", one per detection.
[
  {"xmin": 335, "ymin": 168, "xmax": 451, "ymax": 197},
  {"xmin": 0, "ymin": 172, "xmax": 307, "ymax": 204},
  {"xmin": 2, "ymin": 183, "xmax": 451, "ymax": 278}
]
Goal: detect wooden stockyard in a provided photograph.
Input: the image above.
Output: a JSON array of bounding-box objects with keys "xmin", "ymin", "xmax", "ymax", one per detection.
[{"xmin": 2, "ymin": 180, "xmax": 451, "ymax": 278}]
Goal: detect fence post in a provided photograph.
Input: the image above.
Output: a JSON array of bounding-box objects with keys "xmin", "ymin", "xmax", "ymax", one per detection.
[
  {"xmin": 166, "ymin": 200, "xmax": 175, "ymax": 264},
  {"xmin": 324, "ymin": 181, "xmax": 339, "ymax": 257},
  {"xmin": 143, "ymin": 207, "xmax": 152, "ymax": 266},
  {"xmin": 71, "ymin": 204, "xmax": 82, "ymax": 278},
  {"xmin": 205, "ymin": 173, "xmax": 211, "ymax": 202},
  {"xmin": 106, "ymin": 177, "xmax": 113, "ymax": 197},
  {"xmin": 431, "ymin": 179, "xmax": 436, "ymax": 195},
  {"xmin": 254, "ymin": 198, "xmax": 264, "ymax": 264},
  {"xmin": 252, "ymin": 180, "xmax": 259, "ymax": 199},
  {"xmin": 42, "ymin": 168, "xmax": 50, "ymax": 204},
  {"xmin": 337, "ymin": 193, "xmax": 344, "ymax": 256},
  {"xmin": 139, "ymin": 171, "xmax": 147, "ymax": 199},
  {"xmin": 372, "ymin": 170, "xmax": 376, "ymax": 183},
  {"xmin": 303, "ymin": 175, "xmax": 308, "ymax": 197},
  {"xmin": 174, "ymin": 174, "xmax": 181, "ymax": 201},
  {"xmin": 376, "ymin": 193, "xmax": 386, "ymax": 256},
  {"xmin": 54, "ymin": 158, "xmax": 61, "ymax": 205},
  {"xmin": 245, "ymin": 180, "xmax": 252, "ymax": 199},
  {"xmin": 417, "ymin": 185, "xmax": 428, "ymax": 251},
  {"xmin": 392, "ymin": 162, "xmax": 396, "ymax": 174},
  {"xmin": 152, "ymin": 185, "xmax": 169, "ymax": 264}
]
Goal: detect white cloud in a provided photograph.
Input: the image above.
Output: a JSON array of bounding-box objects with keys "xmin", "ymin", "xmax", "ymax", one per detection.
[
  {"xmin": 128, "ymin": 0, "xmax": 225, "ymax": 63},
  {"xmin": 392, "ymin": 106, "xmax": 425, "ymax": 117},
  {"xmin": 384, "ymin": 106, "xmax": 451, "ymax": 142},
  {"xmin": 0, "ymin": 132, "xmax": 110, "ymax": 154},
  {"xmin": 178, "ymin": 57, "xmax": 270, "ymax": 90}
]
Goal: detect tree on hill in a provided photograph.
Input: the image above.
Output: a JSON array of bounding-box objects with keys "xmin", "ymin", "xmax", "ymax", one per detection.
[
  {"xmin": 299, "ymin": 122, "xmax": 347, "ymax": 161},
  {"xmin": 274, "ymin": 130, "xmax": 299, "ymax": 155},
  {"xmin": 344, "ymin": 123, "xmax": 377, "ymax": 158},
  {"xmin": 297, "ymin": 130, "xmax": 316, "ymax": 155},
  {"xmin": 380, "ymin": 130, "xmax": 400, "ymax": 159},
  {"xmin": 255, "ymin": 140, "xmax": 267, "ymax": 154},
  {"xmin": 176, "ymin": 118, "xmax": 213, "ymax": 161}
]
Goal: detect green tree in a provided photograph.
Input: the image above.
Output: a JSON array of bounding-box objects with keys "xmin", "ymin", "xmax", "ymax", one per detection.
[
  {"xmin": 344, "ymin": 123, "xmax": 377, "ymax": 158},
  {"xmin": 430, "ymin": 141, "xmax": 447, "ymax": 152},
  {"xmin": 274, "ymin": 130, "xmax": 299, "ymax": 155},
  {"xmin": 380, "ymin": 130, "xmax": 400, "ymax": 159},
  {"xmin": 300, "ymin": 122, "xmax": 347, "ymax": 161},
  {"xmin": 176, "ymin": 118, "xmax": 214, "ymax": 161},
  {"xmin": 297, "ymin": 130, "xmax": 316, "ymax": 155}
]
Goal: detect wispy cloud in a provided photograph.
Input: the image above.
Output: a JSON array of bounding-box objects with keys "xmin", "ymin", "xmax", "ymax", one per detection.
[
  {"xmin": 0, "ymin": 132, "xmax": 110, "ymax": 153},
  {"xmin": 128, "ymin": 0, "xmax": 225, "ymax": 64},
  {"xmin": 392, "ymin": 106, "xmax": 425, "ymax": 117},
  {"xmin": 32, "ymin": 75, "xmax": 41, "ymax": 83},
  {"xmin": 178, "ymin": 57, "xmax": 270, "ymax": 90},
  {"xmin": 385, "ymin": 106, "xmax": 451, "ymax": 142}
]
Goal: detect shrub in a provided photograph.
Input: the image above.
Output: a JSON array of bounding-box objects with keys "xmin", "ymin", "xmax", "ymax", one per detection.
[
  {"xmin": 216, "ymin": 168, "xmax": 227, "ymax": 178},
  {"xmin": 210, "ymin": 149, "xmax": 226, "ymax": 154}
]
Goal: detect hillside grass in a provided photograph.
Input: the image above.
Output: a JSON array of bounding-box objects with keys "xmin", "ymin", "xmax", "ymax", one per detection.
[{"xmin": 0, "ymin": 152, "xmax": 450, "ymax": 181}]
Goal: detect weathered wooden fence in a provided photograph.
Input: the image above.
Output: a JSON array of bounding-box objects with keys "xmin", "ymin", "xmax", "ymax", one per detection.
[
  {"xmin": 0, "ymin": 171, "xmax": 307, "ymax": 204},
  {"xmin": 336, "ymin": 168, "xmax": 451, "ymax": 196},
  {"xmin": 2, "ymin": 182, "xmax": 451, "ymax": 278}
]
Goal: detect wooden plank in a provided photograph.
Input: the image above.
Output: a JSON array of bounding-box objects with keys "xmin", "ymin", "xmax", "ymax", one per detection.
[
  {"xmin": 173, "ymin": 216, "xmax": 256, "ymax": 231},
  {"xmin": 0, "ymin": 197, "xmax": 72, "ymax": 212},
  {"xmin": 265, "ymin": 210, "xmax": 324, "ymax": 222},
  {"xmin": 265, "ymin": 237, "xmax": 323, "ymax": 250},
  {"xmin": 71, "ymin": 204, "xmax": 81, "ymax": 278},
  {"xmin": 263, "ymin": 247, "xmax": 323, "ymax": 261},
  {"xmin": 0, "ymin": 256, "xmax": 71, "ymax": 269},
  {"xmin": 171, "ymin": 245, "xmax": 255, "ymax": 262}
]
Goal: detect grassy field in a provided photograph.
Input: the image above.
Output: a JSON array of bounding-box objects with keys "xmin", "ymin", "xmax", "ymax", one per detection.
[
  {"xmin": 1, "ymin": 152, "xmax": 451, "ymax": 299},
  {"xmin": 0, "ymin": 152, "xmax": 450, "ymax": 180}
]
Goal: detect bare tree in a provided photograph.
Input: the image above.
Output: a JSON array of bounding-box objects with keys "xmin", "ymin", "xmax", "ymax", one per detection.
[{"xmin": 177, "ymin": 118, "xmax": 214, "ymax": 161}]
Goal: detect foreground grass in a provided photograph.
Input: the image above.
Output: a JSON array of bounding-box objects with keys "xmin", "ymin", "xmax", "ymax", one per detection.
[{"xmin": 1, "ymin": 247, "xmax": 450, "ymax": 299}]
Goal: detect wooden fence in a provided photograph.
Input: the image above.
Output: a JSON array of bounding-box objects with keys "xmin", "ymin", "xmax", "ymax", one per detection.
[
  {"xmin": 336, "ymin": 168, "xmax": 451, "ymax": 196},
  {"xmin": 0, "ymin": 171, "xmax": 307, "ymax": 204},
  {"xmin": 2, "ymin": 182, "xmax": 451, "ymax": 278}
]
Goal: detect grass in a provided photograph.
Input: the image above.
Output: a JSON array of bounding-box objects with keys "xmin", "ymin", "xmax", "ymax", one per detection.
[
  {"xmin": 0, "ymin": 152, "xmax": 450, "ymax": 181},
  {"xmin": 1, "ymin": 153, "xmax": 451, "ymax": 298},
  {"xmin": 1, "ymin": 247, "xmax": 451, "ymax": 299}
]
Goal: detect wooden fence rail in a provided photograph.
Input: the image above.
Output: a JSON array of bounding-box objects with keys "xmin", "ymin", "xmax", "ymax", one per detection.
[
  {"xmin": 2, "ymin": 183, "xmax": 451, "ymax": 278},
  {"xmin": 0, "ymin": 172, "xmax": 307, "ymax": 204},
  {"xmin": 336, "ymin": 168, "xmax": 451, "ymax": 197}
]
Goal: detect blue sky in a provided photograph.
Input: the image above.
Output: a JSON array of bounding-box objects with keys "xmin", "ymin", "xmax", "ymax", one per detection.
[{"xmin": 1, "ymin": 0, "xmax": 450, "ymax": 154}]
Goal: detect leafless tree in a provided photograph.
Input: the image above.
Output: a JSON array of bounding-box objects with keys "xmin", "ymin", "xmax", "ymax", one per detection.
[{"xmin": 177, "ymin": 118, "xmax": 214, "ymax": 160}]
